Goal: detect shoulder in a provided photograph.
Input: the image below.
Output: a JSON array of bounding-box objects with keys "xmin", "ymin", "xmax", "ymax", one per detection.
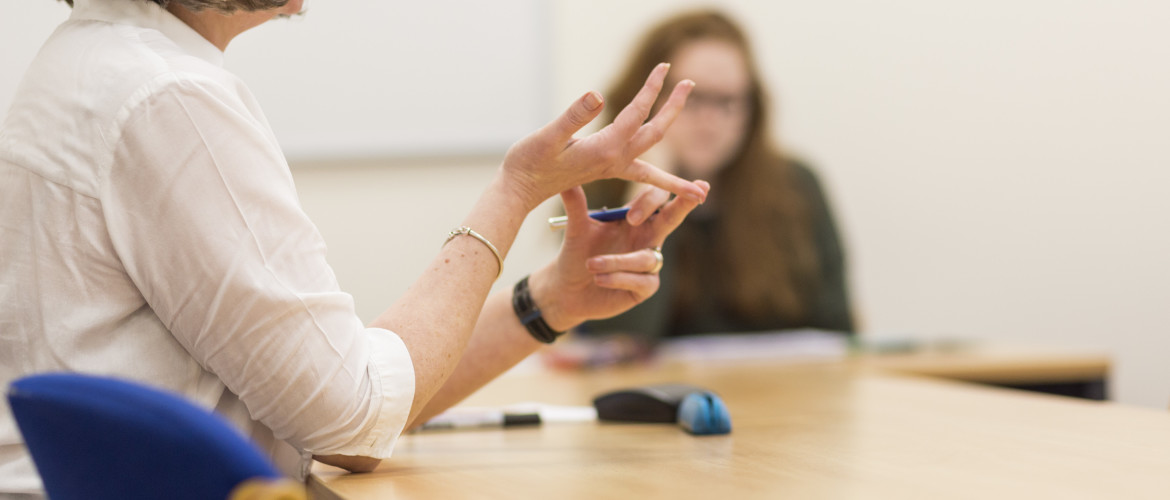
[
  {"xmin": 780, "ymin": 157, "xmax": 842, "ymax": 229},
  {"xmin": 2, "ymin": 21, "xmax": 251, "ymax": 196},
  {"xmin": 781, "ymin": 156, "xmax": 827, "ymax": 196},
  {"xmin": 46, "ymin": 18, "xmax": 241, "ymax": 108},
  {"xmin": 13, "ymin": 17, "xmax": 254, "ymax": 142}
]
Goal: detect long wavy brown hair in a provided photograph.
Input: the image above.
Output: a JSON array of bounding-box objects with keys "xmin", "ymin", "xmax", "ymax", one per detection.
[{"xmin": 586, "ymin": 10, "xmax": 820, "ymax": 326}]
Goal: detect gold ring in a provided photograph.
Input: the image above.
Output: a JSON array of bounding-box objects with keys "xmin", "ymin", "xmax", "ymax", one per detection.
[{"xmin": 648, "ymin": 246, "xmax": 664, "ymax": 274}]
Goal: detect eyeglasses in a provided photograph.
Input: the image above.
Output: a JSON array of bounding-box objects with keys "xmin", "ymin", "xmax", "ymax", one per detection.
[{"xmin": 682, "ymin": 90, "xmax": 752, "ymax": 117}]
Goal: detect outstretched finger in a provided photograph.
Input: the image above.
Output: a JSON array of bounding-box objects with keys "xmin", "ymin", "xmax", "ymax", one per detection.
[
  {"xmin": 586, "ymin": 248, "xmax": 662, "ymax": 274},
  {"xmin": 609, "ymin": 63, "xmax": 670, "ymax": 138},
  {"xmin": 626, "ymin": 159, "xmax": 707, "ymax": 202},
  {"xmin": 625, "ymin": 185, "xmax": 671, "ymax": 226},
  {"xmin": 543, "ymin": 91, "xmax": 606, "ymax": 145},
  {"xmin": 629, "ymin": 79, "xmax": 695, "ymax": 154},
  {"xmin": 593, "ymin": 272, "xmax": 659, "ymax": 302},
  {"xmin": 648, "ymin": 179, "xmax": 711, "ymax": 242}
]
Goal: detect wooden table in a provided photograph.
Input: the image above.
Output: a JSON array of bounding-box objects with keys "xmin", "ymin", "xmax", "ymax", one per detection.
[
  {"xmin": 309, "ymin": 359, "xmax": 1168, "ymax": 499},
  {"xmin": 857, "ymin": 343, "xmax": 1111, "ymax": 399}
]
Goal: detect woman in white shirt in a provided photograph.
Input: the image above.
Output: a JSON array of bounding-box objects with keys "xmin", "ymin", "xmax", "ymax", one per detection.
[{"xmin": 0, "ymin": 0, "xmax": 709, "ymax": 495}]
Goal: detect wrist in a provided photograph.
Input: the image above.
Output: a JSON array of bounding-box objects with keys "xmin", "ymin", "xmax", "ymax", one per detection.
[
  {"xmin": 491, "ymin": 165, "xmax": 547, "ymax": 214},
  {"xmin": 456, "ymin": 176, "xmax": 537, "ymax": 264},
  {"xmin": 526, "ymin": 266, "xmax": 581, "ymax": 333},
  {"xmin": 480, "ymin": 173, "xmax": 539, "ymax": 217}
]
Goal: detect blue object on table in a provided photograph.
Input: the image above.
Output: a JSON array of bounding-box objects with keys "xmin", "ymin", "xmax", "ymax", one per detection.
[
  {"xmin": 6, "ymin": 373, "xmax": 303, "ymax": 500},
  {"xmin": 677, "ymin": 391, "xmax": 733, "ymax": 435},
  {"xmin": 593, "ymin": 383, "xmax": 732, "ymax": 435}
]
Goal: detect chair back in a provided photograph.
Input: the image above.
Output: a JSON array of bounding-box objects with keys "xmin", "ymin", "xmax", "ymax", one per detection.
[{"xmin": 7, "ymin": 373, "xmax": 305, "ymax": 500}]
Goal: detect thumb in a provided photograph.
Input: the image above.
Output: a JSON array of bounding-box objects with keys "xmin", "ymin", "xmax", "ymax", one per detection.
[
  {"xmin": 546, "ymin": 91, "xmax": 605, "ymax": 144},
  {"xmin": 560, "ymin": 185, "xmax": 590, "ymax": 225}
]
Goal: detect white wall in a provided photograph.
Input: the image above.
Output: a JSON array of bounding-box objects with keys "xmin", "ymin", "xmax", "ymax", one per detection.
[
  {"xmin": 226, "ymin": 0, "xmax": 551, "ymax": 160},
  {"xmin": 4, "ymin": 1, "xmax": 1169, "ymax": 408}
]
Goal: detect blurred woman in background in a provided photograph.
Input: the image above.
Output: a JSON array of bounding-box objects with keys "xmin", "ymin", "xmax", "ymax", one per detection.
[{"xmin": 582, "ymin": 10, "xmax": 854, "ymax": 341}]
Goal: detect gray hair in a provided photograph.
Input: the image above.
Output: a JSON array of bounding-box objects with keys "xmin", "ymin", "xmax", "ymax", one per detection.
[{"xmin": 58, "ymin": 0, "xmax": 290, "ymax": 13}]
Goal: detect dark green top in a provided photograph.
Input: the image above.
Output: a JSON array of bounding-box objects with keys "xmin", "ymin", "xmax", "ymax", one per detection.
[{"xmin": 581, "ymin": 161, "xmax": 854, "ymax": 340}]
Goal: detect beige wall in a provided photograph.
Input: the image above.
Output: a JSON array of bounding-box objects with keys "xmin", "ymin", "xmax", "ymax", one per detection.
[{"xmin": 292, "ymin": 1, "xmax": 1170, "ymax": 408}]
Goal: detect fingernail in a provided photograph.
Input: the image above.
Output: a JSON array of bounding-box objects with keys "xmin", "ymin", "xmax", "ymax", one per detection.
[
  {"xmin": 586, "ymin": 257, "xmax": 604, "ymax": 271},
  {"xmin": 686, "ymin": 189, "xmax": 706, "ymax": 204},
  {"xmin": 627, "ymin": 210, "xmax": 643, "ymax": 224},
  {"xmin": 584, "ymin": 91, "xmax": 603, "ymax": 111},
  {"xmin": 695, "ymin": 181, "xmax": 710, "ymax": 202}
]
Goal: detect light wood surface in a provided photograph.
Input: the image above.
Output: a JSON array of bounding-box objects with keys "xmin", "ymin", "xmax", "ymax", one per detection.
[
  {"xmin": 309, "ymin": 359, "xmax": 1167, "ymax": 500},
  {"xmin": 857, "ymin": 344, "xmax": 1110, "ymax": 384}
]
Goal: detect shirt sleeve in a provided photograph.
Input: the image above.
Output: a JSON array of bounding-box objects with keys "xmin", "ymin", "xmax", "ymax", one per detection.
[{"xmin": 98, "ymin": 72, "xmax": 415, "ymax": 459}]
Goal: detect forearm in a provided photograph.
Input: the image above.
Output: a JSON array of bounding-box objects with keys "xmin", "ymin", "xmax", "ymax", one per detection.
[
  {"xmin": 368, "ymin": 174, "xmax": 536, "ymax": 425},
  {"xmin": 404, "ymin": 286, "xmax": 547, "ymax": 430}
]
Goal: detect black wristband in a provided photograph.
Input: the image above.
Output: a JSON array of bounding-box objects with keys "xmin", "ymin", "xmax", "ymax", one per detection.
[{"xmin": 512, "ymin": 276, "xmax": 565, "ymax": 344}]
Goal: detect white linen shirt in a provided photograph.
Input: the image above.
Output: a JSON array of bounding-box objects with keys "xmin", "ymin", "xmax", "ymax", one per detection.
[{"xmin": 0, "ymin": 0, "xmax": 415, "ymax": 494}]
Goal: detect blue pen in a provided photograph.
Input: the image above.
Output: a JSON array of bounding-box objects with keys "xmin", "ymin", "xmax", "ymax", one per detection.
[{"xmin": 548, "ymin": 207, "xmax": 630, "ymax": 230}]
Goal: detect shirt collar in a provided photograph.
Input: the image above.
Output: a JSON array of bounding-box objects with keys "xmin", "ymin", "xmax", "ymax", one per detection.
[{"xmin": 69, "ymin": 0, "xmax": 225, "ymax": 67}]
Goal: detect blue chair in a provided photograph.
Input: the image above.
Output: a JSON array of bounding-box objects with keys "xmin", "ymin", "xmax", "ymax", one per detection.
[{"xmin": 6, "ymin": 373, "xmax": 306, "ymax": 500}]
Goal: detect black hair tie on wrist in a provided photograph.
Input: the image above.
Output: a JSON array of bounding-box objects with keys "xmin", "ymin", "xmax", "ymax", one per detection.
[{"xmin": 512, "ymin": 276, "xmax": 565, "ymax": 344}]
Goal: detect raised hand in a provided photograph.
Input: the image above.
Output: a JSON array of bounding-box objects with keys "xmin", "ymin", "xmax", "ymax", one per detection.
[
  {"xmin": 500, "ymin": 63, "xmax": 707, "ymax": 210},
  {"xmin": 531, "ymin": 181, "xmax": 710, "ymax": 332}
]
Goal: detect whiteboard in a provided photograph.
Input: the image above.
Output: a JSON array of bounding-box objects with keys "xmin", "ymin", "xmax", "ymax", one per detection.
[
  {"xmin": 229, "ymin": 0, "xmax": 550, "ymax": 160},
  {"xmin": 1, "ymin": 0, "xmax": 551, "ymax": 161}
]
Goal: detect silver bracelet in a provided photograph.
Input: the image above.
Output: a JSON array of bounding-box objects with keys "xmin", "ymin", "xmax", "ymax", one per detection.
[{"xmin": 444, "ymin": 226, "xmax": 503, "ymax": 280}]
